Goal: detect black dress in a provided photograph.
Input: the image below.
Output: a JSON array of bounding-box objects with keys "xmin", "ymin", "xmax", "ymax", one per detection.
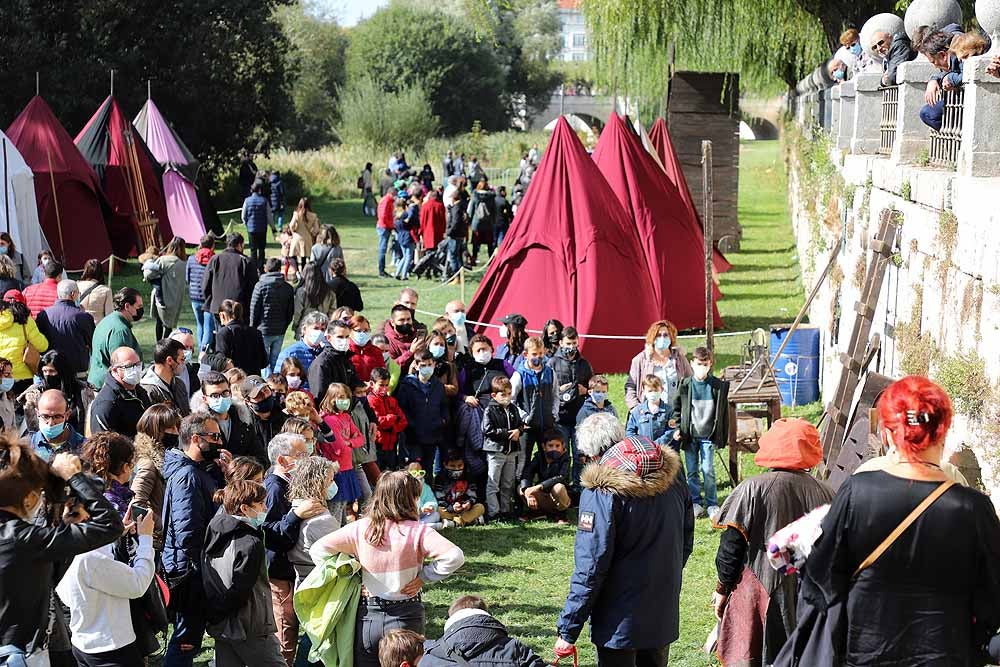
[{"xmin": 807, "ymin": 470, "xmax": 1000, "ymax": 665}]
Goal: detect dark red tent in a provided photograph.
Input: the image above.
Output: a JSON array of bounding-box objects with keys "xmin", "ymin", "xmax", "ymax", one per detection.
[
  {"xmin": 592, "ymin": 113, "xmax": 721, "ymax": 329},
  {"xmin": 6, "ymin": 96, "xmax": 114, "ymax": 270},
  {"xmin": 649, "ymin": 117, "xmax": 733, "ymax": 274},
  {"xmin": 467, "ymin": 117, "xmax": 660, "ymax": 373},
  {"xmin": 75, "ymin": 96, "xmax": 173, "ymax": 258}
]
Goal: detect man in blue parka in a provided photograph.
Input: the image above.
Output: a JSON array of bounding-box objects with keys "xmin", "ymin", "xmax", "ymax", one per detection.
[{"xmin": 555, "ymin": 413, "xmax": 694, "ymax": 667}]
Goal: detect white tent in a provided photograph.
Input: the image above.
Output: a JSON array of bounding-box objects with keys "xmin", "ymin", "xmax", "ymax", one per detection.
[
  {"xmin": 0, "ymin": 130, "xmax": 49, "ymax": 270},
  {"xmin": 632, "ymin": 118, "xmax": 668, "ymax": 173}
]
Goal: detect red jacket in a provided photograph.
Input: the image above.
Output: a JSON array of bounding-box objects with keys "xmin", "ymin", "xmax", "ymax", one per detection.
[
  {"xmin": 349, "ymin": 340, "xmax": 385, "ymax": 382},
  {"xmin": 367, "ymin": 390, "xmax": 408, "ymax": 451},
  {"xmin": 419, "ymin": 198, "xmax": 447, "ymax": 249},
  {"xmin": 382, "ymin": 321, "xmax": 417, "ymax": 374},
  {"xmin": 377, "ymin": 193, "xmax": 396, "ymax": 230},
  {"xmin": 24, "ymin": 279, "xmax": 59, "ymax": 318}
]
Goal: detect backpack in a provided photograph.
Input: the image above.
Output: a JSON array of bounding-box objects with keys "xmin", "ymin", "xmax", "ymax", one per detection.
[{"xmin": 356, "ymin": 174, "xmax": 365, "ymax": 190}]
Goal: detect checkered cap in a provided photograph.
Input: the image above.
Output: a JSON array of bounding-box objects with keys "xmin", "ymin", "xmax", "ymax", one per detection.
[{"xmin": 599, "ymin": 436, "xmax": 663, "ymax": 476}]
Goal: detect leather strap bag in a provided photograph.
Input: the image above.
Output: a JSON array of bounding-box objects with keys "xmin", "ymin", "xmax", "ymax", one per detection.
[{"xmin": 21, "ymin": 325, "xmax": 39, "ymax": 375}]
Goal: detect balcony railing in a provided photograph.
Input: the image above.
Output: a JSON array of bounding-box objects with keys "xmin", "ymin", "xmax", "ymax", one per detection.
[
  {"xmin": 929, "ymin": 86, "xmax": 965, "ymax": 168},
  {"xmin": 879, "ymin": 86, "xmax": 899, "ymax": 156}
]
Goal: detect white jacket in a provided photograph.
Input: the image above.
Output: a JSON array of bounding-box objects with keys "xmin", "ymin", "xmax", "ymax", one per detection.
[{"xmin": 55, "ymin": 535, "xmax": 155, "ymax": 654}]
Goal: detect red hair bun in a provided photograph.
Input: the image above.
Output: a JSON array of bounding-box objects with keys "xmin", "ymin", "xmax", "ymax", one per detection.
[{"xmin": 878, "ymin": 376, "xmax": 953, "ymax": 458}]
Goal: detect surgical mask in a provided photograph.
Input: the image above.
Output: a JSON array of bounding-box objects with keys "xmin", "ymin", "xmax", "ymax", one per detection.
[
  {"xmin": 449, "ymin": 312, "xmax": 466, "ymax": 327},
  {"xmin": 286, "ymin": 375, "xmax": 302, "ymax": 389},
  {"xmin": 590, "ymin": 391, "xmax": 607, "ymax": 404},
  {"xmin": 249, "ymin": 395, "xmax": 276, "ymax": 414},
  {"xmin": 418, "ymin": 365, "xmax": 434, "ymax": 380},
  {"xmin": 132, "ymin": 307, "xmax": 144, "ymax": 322},
  {"xmin": 645, "ymin": 391, "xmax": 661, "ymax": 404},
  {"xmin": 560, "ymin": 346, "xmax": 577, "ymax": 358},
  {"xmin": 352, "ymin": 331, "xmax": 371, "ymax": 347},
  {"xmin": 653, "ymin": 336, "xmax": 671, "ymax": 352},
  {"xmin": 0, "ymin": 246, "xmax": 7, "ymax": 256},
  {"xmin": 246, "ymin": 510, "xmax": 266, "ymax": 529},
  {"xmin": 474, "ymin": 350, "xmax": 492, "ymax": 365},
  {"xmin": 304, "ymin": 439, "xmax": 316, "ymax": 455},
  {"xmin": 447, "ymin": 468, "xmax": 464, "ymax": 480},
  {"xmin": 693, "ymin": 366, "xmax": 711, "ymax": 381},
  {"xmin": 498, "ymin": 325, "xmax": 508, "ymax": 339},
  {"xmin": 183, "ymin": 348, "xmax": 194, "ymax": 363},
  {"xmin": 335, "ymin": 398, "xmax": 352, "ymax": 412},
  {"xmin": 122, "ymin": 364, "xmax": 142, "ymax": 386},
  {"xmin": 0, "ymin": 378, "xmax": 14, "ymax": 393},
  {"xmin": 208, "ymin": 396, "xmax": 232, "ymax": 414},
  {"xmin": 429, "ymin": 344, "xmax": 445, "ymax": 359},
  {"xmin": 850, "ymin": 42, "xmax": 863, "ymax": 56},
  {"xmin": 833, "ymin": 68, "xmax": 845, "ymax": 81},
  {"xmin": 40, "ymin": 421, "xmax": 66, "ymax": 441},
  {"xmin": 326, "ymin": 481, "xmax": 339, "ymax": 501},
  {"xmin": 331, "ymin": 337, "xmax": 351, "ymax": 353},
  {"xmin": 305, "ymin": 329, "xmax": 325, "ymax": 346}
]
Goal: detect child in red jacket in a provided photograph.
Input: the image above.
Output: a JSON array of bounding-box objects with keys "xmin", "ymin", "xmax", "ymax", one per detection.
[
  {"xmin": 319, "ymin": 382, "xmax": 364, "ymax": 523},
  {"xmin": 367, "ymin": 367, "xmax": 408, "ymax": 472}
]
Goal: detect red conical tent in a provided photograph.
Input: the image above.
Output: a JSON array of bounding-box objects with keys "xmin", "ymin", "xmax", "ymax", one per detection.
[
  {"xmin": 6, "ymin": 96, "xmax": 114, "ymax": 270},
  {"xmin": 467, "ymin": 117, "xmax": 660, "ymax": 372},
  {"xmin": 649, "ymin": 117, "xmax": 733, "ymax": 274},
  {"xmin": 75, "ymin": 96, "xmax": 173, "ymax": 258},
  {"xmin": 592, "ymin": 113, "xmax": 721, "ymax": 329}
]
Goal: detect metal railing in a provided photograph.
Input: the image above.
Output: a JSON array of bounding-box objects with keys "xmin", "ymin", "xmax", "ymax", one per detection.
[
  {"xmin": 879, "ymin": 86, "xmax": 899, "ymax": 155},
  {"xmin": 929, "ymin": 86, "xmax": 965, "ymax": 168}
]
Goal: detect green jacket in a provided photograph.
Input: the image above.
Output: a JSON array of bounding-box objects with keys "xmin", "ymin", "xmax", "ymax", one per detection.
[
  {"xmin": 670, "ymin": 375, "xmax": 729, "ymax": 450},
  {"xmin": 88, "ymin": 311, "xmax": 141, "ymax": 389},
  {"xmin": 294, "ymin": 553, "xmax": 361, "ymax": 667}
]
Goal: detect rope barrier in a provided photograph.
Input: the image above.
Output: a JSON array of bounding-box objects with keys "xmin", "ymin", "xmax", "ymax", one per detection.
[{"xmin": 217, "ymin": 208, "xmax": 242, "ymax": 215}]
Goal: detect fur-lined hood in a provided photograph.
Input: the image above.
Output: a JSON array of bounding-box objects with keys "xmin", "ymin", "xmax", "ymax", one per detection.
[
  {"xmin": 134, "ymin": 432, "xmax": 165, "ymax": 472},
  {"xmin": 580, "ymin": 446, "xmax": 681, "ymax": 498}
]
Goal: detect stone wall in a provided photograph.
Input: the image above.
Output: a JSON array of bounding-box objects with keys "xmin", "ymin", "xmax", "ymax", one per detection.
[{"xmin": 786, "ymin": 128, "xmax": 1000, "ymax": 504}]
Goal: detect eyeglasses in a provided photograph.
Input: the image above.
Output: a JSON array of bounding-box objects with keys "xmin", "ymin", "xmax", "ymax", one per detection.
[
  {"xmin": 114, "ymin": 362, "xmax": 141, "ymax": 371},
  {"xmin": 197, "ymin": 431, "xmax": 223, "ymax": 443},
  {"xmin": 206, "ymin": 391, "xmax": 232, "ymax": 400},
  {"xmin": 38, "ymin": 413, "xmax": 66, "ymax": 424}
]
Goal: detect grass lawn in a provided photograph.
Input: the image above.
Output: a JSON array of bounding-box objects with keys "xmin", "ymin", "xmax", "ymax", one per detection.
[{"xmin": 132, "ymin": 140, "xmax": 816, "ymax": 665}]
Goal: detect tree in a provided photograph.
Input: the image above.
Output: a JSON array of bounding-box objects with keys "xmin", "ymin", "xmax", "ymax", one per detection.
[
  {"xmin": 0, "ymin": 0, "xmax": 295, "ymax": 187},
  {"xmin": 337, "ymin": 77, "xmax": 440, "ymax": 152},
  {"xmin": 276, "ymin": 1, "xmax": 349, "ymax": 149},
  {"xmin": 345, "ymin": 4, "xmax": 508, "ymax": 133}
]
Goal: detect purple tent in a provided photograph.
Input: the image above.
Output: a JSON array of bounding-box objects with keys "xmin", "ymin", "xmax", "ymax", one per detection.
[{"xmin": 133, "ymin": 99, "xmax": 208, "ymax": 243}]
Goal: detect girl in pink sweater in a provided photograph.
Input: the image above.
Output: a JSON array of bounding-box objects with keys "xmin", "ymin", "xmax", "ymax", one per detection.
[
  {"xmin": 310, "ymin": 471, "xmax": 464, "ymax": 667},
  {"xmin": 319, "ymin": 382, "xmax": 365, "ymax": 522}
]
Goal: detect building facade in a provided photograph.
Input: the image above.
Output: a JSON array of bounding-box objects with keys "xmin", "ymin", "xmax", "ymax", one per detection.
[{"xmin": 557, "ymin": 0, "xmax": 589, "ymax": 61}]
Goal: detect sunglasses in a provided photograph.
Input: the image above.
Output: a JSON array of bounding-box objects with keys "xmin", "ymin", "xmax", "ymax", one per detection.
[
  {"xmin": 197, "ymin": 431, "xmax": 223, "ymax": 442},
  {"xmin": 871, "ymin": 39, "xmax": 886, "ymax": 50},
  {"xmin": 408, "ymin": 469, "xmax": 426, "ymax": 479}
]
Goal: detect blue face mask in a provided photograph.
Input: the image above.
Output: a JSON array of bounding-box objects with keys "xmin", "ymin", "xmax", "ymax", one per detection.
[
  {"xmin": 0, "ymin": 378, "xmax": 14, "ymax": 393},
  {"xmin": 429, "ymin": 344, "xmax": 446, "ymax": 359},
  {"xmin": 833, "ymin": 68, "xmax": 845, "ymax": 81},
  {"xmin": 326, "ymin": 481, "xmax": 339, "ymax": 500},
  {"xmin": 208, "ymin": 396, "xmax": 233, "ymax": 415},
  {"xmin": 850, "ymin": 42, "xmax": 863, "ymax": 56},
  {"xmin": 305, "ymin": 329, "xmax": 325, "ymax": 346},
  {"xmin": 653, "ymin": 336, "xmax": 671, "ymax": 352},
  {"xmin": 590, "ymin": 391, "xmax": 607, "ymax": 404},
  {"xmin": 418, "ymin": 365, "xmax": 434, "ymax": 380},
  {"xmin": 246, "ymin": 510, "xmax": 266, "ymax": 529},
  {"xmin": 0, "ymin": 246, "xmax": 7, "ymax": 255},
  {"xmin": 40, "ymin": 421, "xmax": 66, "ymax": 441}
]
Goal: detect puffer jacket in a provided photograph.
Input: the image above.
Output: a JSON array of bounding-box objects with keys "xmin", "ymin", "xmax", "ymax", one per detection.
[
  {"xmin": 395, "ymin": 374, "xmax": 448, "ymax": 446},
  {"xmin": 139, "ymin": 365, "xmax": 192, "ymax": 416},
  {"xmin": 131, "ymin": 432, "xmax": 167, "ymax": 550},
  {"xmin": 250, "ymin": 271, "xmax": 295, "ymax": 336},
  {"xmin": 202, "ymin": 509, "xmax": 276, "ymax": 640},
  {"xmin": 0, "ymin": 309, "xmax": 48, "ymax": 380},
  {"xmin": 348, "ymin": 340, "xmax": 385, "ymax": 382},
  {"xmin": 186, "ymin": 251, "xmax": 213, "ymax": 303},
  {"xmin": 422, "ymin": 611, "xmax": 547, "ymax": 667},
  {"xmin": 161, "ymin": 446, "xmax": 220, "ymax": 576}
]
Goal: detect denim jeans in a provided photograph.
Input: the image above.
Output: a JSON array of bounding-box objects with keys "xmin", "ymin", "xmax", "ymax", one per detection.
[
  {"xmin": 355, "ymin": 598, "xmax": 425, "ymax": 667},
  {"xmin": 163, "ymin": 577, "xmax": 206, "ymax": 667},
  {"xmin": 446, "ymin": 238, "xmax": 463, "ymax": 276},
  {"xmin": 494, "ymin": 227, "xmax": 507, "ymax": 250},
  {"xmin": 920, "ymin": 99, "xmax": 945, "ymax": 131},
  {"xmin": 190, "ymin": 299, "xmax": 215, "ymax": 350},
  {"xmin": 261, "ymin": 334, "xmax": 284, "ymax": 375},
  {"xmin": 377, "ymin": 228, "xmax": 392, "ymax": 274},
  {"xmin": 394, "ymin": 245, "xmax": 413, "ymax": 279},
  {"xmin": 684, "ymin": 438, "xmax": 718, "ymax": 507}
]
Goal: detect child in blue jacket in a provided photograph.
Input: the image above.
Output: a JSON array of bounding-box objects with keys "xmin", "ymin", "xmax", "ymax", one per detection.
[
  {"xmin": 395, "ymin": 350, "xmax": 449, "ymax": 476},
  {"xmin": 626, "ymin": 375, "xmax": 676, "ymax": 450}
]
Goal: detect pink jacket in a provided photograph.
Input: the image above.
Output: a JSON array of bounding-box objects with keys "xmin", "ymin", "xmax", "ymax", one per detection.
[
  {"xmin": 320, "ymin": 411, "xmax": 364, "ymax": 471},
  {"xmin": 624, "ymin": 346, "xmax": 693, "ymax": 410}
]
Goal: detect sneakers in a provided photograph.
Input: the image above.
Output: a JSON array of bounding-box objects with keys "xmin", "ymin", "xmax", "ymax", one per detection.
[
  {"xmin": 440, "ymin": 519, "xmax": 456, "ymax": 529},
  {"xmin": 475, "ymin": 515, "xmax": 486, "ymax": 526},
  {"xmin": 707, "ymin": 506, "xmax": 721, "ymax": 523},
  {"xmin": 692, "ymin": 503, "xmax": 706, "ymax": 518}
]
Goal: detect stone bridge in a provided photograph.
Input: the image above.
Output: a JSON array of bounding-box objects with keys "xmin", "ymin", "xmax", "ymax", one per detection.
[{"xmin": 528, "ymin": 92, "xmax": 623, "ymax": 131}]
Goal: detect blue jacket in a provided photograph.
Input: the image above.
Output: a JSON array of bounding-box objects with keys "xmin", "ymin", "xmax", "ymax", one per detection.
[
  {"xmin": 242, "ymin": 193, "xmax": 272, "ymax": 233},
  {"xmin": 576, "ymin": 398, "xmax": 617, "ymax": 426},
  {"xmin": 262, "ymin": 473, "xmax": 303, "ymax": 582},
  {"xmin": 625, "ymin": 401, "xmax": 675, "ymax": 450},
  {"xmin": 557, "ymin": 446, "xmax": 694, "ymax": 649},
  {"xmin": 186, "ymin": 255, "xmax": 208, "ymax": 303},
  {"xmin": 34, "ymin": 300, "xmax": 95, "ymax": 375},
  {"xmin": 161, "ymin": 447, "xmax": 221, "ymax": 575},
  {"xmin": 422, "ymin": 613, "xmax": 547, "ymax": 667},
  {"xmin": 274, "ymin": 340, "xmax": 325, "ymax": 390},
  {"xmin": 269, "ymin": 174, "xmax": 284, "ymax": 212},
  {"xmin": 395, "ymin": 374, "xmax": 448, "ymax": 445}
]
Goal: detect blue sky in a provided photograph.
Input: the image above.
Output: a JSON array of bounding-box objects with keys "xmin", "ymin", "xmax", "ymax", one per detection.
[{"xmin": 313, "ymin": 0, "xmax": 390, "ymax": 26}]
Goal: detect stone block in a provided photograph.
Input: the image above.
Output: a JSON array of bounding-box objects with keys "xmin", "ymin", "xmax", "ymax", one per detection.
[
  {"xmin": 891, "ymin": 60, "xmax": 938, "ymax": 164},
  {"xmin": 851, "ymin": 74, "xmax": 884, "ymax": 154},
  {"xmin": 842, "ymin": 154, "xmax": 872, "ymax": 185},
  {"xmin": 909, "ymin": 168, "xmax": 952, "ymax": 209},
  {"xmin": 861, "ymin": 13, "xmax": 905, "ymax": 59},
  {"xmin": 904, "ymin": 0, "xmax": 963, "ymax": 39},
  {"xmin": 957, "ymin": 55, "xmax": 1000, "ymax": 177},
  {"xmin": 838, "ymin": 82, "xmax": 856, "ymax": 149}
]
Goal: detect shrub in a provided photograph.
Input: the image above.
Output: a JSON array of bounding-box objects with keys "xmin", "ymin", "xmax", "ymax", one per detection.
[{"xmin": 337, "ymin": 77, "xmax": 440, "ymax": 154}]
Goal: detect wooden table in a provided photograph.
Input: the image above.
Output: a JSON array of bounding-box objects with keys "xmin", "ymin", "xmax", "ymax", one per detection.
[{"xmin": 721, "ymin": 365, "xmax": 783, "ymax": 484}]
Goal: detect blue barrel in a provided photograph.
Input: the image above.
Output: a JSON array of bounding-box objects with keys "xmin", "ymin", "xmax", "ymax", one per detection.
[{"xmin": 770, "ymin": 325, "xmax": 820, "ymax": 406}]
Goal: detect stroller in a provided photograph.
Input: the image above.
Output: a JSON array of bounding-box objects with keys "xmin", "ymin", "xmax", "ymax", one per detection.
[{"xmin": 412, "ymin": 243, "xmax": 449, "ymax": 280}]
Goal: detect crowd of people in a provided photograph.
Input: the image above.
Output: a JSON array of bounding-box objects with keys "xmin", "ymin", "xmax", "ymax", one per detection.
[{"xmin": 825, "ymin": 21, "xmax": 1000, "ymax": 132}]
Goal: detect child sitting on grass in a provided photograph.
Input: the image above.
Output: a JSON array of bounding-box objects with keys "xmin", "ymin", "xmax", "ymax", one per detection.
[
  {"xmin": 437, "ymin": 449, "xmax": 486, "ymax": 528},
  {"xmin": 408, "ymin": 461, "xmax": 443, "ymax": 529},
  {"xmin": 519, "ymin": 429, "xmax": 571, "ymax": 523}
]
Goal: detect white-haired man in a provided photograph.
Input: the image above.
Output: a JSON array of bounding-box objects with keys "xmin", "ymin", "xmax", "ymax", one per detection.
[
  {"xmin": 555, "ymin": 413, "xmax": 694, "ymax": 667},
  {"xmin": 35, "ymin": 278, "xmax": 95, "ymax": 376}
]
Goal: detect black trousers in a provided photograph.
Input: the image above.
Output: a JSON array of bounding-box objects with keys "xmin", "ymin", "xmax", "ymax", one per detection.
[
  {"xmin": 72, "ymin": 642, "xmax": 142, "ymax": 667},
  {"xmin": 248, "ymin": 231, "xmax": 268, "ymax": 272},
  {"xmin": 596, "ymin": 645, "xmax": 670, "ymax": 667}
]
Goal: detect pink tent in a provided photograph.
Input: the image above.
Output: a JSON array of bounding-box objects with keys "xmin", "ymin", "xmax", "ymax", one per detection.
[
  {"xmin": 467, "ymin": 117, "xmax": 661, "ymax": 373},
  {"xmin": 592, "ymin": 113, "xmax": 721, "ymax": 329},
  {"xmin": 133, "ymin": 99, "xmax": 207, "ymax": 243}
]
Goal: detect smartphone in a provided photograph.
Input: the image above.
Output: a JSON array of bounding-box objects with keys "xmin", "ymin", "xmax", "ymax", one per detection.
[{"xmin": 131, "ymin": 504, "xmax": 149, "ymax": 522}]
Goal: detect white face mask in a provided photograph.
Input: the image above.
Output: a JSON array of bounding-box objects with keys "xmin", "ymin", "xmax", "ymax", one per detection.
[
  {"xmin": 693, "ymin": 366, "xmax": 711, "ymax": 381},
  {"xmin": 473, "ymin": 350, "xmax": 492, "ymax": 365},
  {"xmin": 331, "ymin": 337, "xmax": 351, "ymax": 352},
  {"xmin": 645, "ymin": 391, "xmax": 661, "ymax": 404},
  {"xmin": 121, "ymin": 363, "xmax": 142, "ymax": 386},
  {"xmin": 498, "ymin": 325, "xmax": 509, "ymax": 339},
  {"xmin": 286, "ymin": 375, "xmax": 302, "ymax": 390}
]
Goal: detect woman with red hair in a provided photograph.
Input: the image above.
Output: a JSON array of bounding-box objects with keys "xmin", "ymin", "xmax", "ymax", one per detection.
[{"xmin": 801, "ymin": 376, "xmax": 1000, "ymax": 665}]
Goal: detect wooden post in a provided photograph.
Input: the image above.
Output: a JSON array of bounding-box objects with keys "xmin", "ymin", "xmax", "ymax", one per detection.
[
  {"xmin": 460, "ymin": 267, "xmax": 466, "ymax": 304},
  {"xmin": 701, "ymin": 140, "xmax": 714, "ymax": 353},
  {"xmin": 2, "ymin": 138, "xmax": 9, "ymax": 234}
]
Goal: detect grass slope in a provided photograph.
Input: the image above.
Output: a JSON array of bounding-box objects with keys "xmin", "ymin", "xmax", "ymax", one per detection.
[{"xmin": 134, "ymin": 140, "xmax": 815, "ymax": 665}]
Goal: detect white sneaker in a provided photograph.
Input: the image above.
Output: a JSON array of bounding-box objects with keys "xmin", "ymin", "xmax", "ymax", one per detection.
[
  {"xmin": 692, "ymin": 503, "xmax": 706, "ymax": 518},
  {"xmin": 707, "ymin": 506, "xmax": 721, "ymax": 522},
  {"xmin": 440, "ymin": 519, "xmax": 456, "ymax": 529}
]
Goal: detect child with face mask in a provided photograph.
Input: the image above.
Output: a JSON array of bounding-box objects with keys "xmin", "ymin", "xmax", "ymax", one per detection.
[
  {"xmin": 481, "ymin": 376, "xmax": 525, "ymax": 521},
  {"xmin": 369, "ymin": 367, "xmax": 408, "ymax": 471},
  {"xmin": 319, "ymin": 383, "xmax": 365, "ymax": 523},
  {"xmin": 671, "ymin": 346, "xmax": 729, "ymax": 521},
  {"xmin": 626, "ymin": 375, "xmax": 676, "ymax": 451},
  {"xmin": 202, "ymin": 480, "xmax": 287, "ymax": 666},
  {"xmin": 510, "ymin": 336, "xmax": 558, "ymax": 481},
  {"xmin": 436, "ymin": 450, "xmax": 485, "ymax": 527},
  {"xmin": 408, "ymin": 461, "xmax": 442, "ymax": 529},
  {"xmin": 395, "ymin": 350, "xmax": 449, "ymax": 477},
  {"xmin": 519, "ymin": 429, "xmax": 571, "ymax": 523}
]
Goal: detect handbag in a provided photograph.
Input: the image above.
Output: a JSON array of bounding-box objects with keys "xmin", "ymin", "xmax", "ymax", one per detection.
[
  {"xmin": 774, "ymin": 480, "xmax": 955, "ymax": 667},
  {"xmin": 21, "ymin": 325, "xmax": 39, "ymax": 375}
]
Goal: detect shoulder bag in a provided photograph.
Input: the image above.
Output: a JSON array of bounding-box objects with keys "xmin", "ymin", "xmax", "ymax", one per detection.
[
  {"xmin": 21, "ymin": 325, "xmax": 39, "ymax": 375},
  {"xmin": 773, "ymin": 480, "xmax": 955, "ymax": 667}
]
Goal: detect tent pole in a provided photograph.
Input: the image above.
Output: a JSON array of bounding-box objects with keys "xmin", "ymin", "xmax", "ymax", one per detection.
[
  {"xmin": 701, "ymin": 140, "xmax": 714, "ymax": 353},
  {"xmin": 35, "ymin": 72, "xmax": 39, "ymax": 97},
  {"xmin": 44, "ymin": 144, "xmax": 66, "ymax": 263},
  {"xmin": 147, "ymin": 79, "xmax": 151, "ymax": 101},
  {"xmin": 2, "ymin": 138, "xmax": 9, "ymax": 234},
  {"xmin": 110, "ymin": 70, "xmax": 114, "ymax": 97}
]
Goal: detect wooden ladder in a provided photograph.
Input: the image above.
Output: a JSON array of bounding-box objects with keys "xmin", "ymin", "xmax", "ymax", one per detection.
[{"xmin": 817, "ymin": 209, "xmax": 900, "ymax": 478}]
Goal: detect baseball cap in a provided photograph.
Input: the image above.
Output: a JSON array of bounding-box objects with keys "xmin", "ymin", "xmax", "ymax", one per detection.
[
  {"xmin": 241, "ymin": 375, "xmax": 269, "ymax": 400},
  {"xmin": 501, "ymin": 313, "xmax": 527, "ymax": 328}
]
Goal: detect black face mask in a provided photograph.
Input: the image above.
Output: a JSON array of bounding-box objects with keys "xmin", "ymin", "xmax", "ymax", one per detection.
[
  {"xmin": 395, "ymin": 323, "xmax": 413, "ymax": 336},
  {"xmin": 199, "ymin": 442, "xmax": 221, "ymax": 461},
  {"xmin": 445, "ymin": 334, "xmax": 457, "ymax": 346},
  {"xmin": 43, "ymin": 375, "xmax": 61, "ymax": 390},
  {"xmin": 249, "ymin": 394, "xmax": 276, "ymax": 415},
  {"xmin": 132, "ymin": 306, "xmax": 144, "ymax": 322},
  {"xmin": 545, "ymin": 450, "xmax": 563, "ymax": 461},
  {"xmin": 162, "ymin": 433, "xmax": 180, "ymax": 449},
  {"xmin": 447, "ymin": 468, "xmax": 464, "ymax": 480}
]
